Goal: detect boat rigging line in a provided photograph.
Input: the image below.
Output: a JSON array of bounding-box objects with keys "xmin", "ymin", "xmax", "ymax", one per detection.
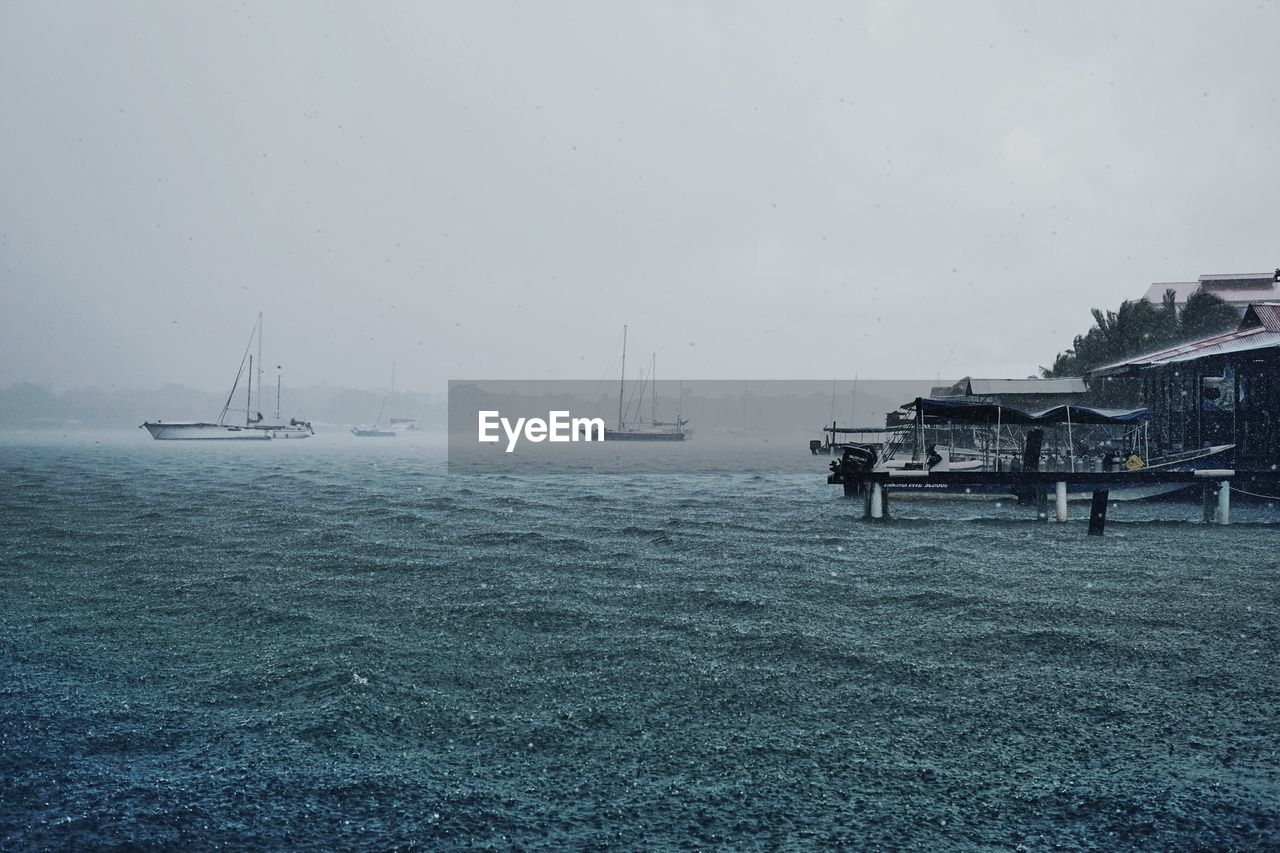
[{"xmin": 217, "ymin": 312, "xmax": 262, "ymax": 426}]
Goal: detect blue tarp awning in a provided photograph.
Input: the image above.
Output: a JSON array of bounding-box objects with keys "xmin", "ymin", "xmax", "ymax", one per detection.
[
  {"xmin": 905, "ymin": 397, "xmax": 1147, "ymax": 426},
  {"xmin": 1029, "ymin": 404, "xmax": 1148, "ymax": 425}
]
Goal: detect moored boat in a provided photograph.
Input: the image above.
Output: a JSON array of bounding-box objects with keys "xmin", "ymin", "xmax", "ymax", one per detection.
[
  {"xmin": 141, "ymin": 313, "xmax": 313, "ymax": 440},
  {"xmin": 604, "ymin": 325, "xmax": 689, "ymax": 441},
  {"xmin": 352, "ymin": 363, "xmax": 399, "ymax": 438}
]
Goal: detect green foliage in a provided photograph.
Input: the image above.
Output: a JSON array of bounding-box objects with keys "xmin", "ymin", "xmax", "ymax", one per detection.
[
  {"xmin": 1041, "ymin": 289, "xmax": 1241, "ymax": 377},
  {"xmin": 1179, "ymin": 290, "xmax": 1244, "ymax": 341}
]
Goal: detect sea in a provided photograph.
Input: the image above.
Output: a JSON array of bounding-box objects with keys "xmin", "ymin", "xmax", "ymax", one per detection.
[{"xmin": 2, "ymin": 429, "xmax": 1278, "ymax": 849}]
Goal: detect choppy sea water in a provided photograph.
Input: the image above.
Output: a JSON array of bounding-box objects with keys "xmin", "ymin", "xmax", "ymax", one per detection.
[{"xmin": 2, "ymin": 430, "xmax": 1278, "ymax": 849}]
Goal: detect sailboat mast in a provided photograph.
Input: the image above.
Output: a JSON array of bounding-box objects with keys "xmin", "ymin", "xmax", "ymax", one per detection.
[
  {"xmin": 375, "ymin": 363, "xmax": 393, "ymax": 427},
  {"xmin": 651, "ymin": 353, "xmax": 657, "ymax": 425},
  {"xmin": 636, "ymin": 363, "xmax": 647, "ymax": 424},
  {"xmin": 256, "ymin": 312, "xmax": 264, "ymax": 419},
  {"xmin": 618, "ymin": 325, "xmax": 627, "ymax": 429},
  {"xmin": 276, "ymin": 367, "xmax": 281, "ymax": 421},
  {"xmin": 218, "ymin": 315, "xmax": 259, "ymax": 426},
  {"xmin": 246, "ymin": 355, "xmax": 253, "ymax": 426}
]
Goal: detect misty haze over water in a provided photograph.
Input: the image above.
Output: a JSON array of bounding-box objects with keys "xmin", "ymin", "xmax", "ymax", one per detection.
[{"xmin": 3, "ymin": 2, "xmax": 1279, "ymax": 394}]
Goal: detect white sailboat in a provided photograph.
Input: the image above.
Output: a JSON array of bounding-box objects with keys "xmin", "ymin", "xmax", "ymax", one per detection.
[
  {"xmin": 141, "ymin": 313, "xmax": 313, "ymax": 440},
  {"xmin": 352, "ymin": 363, "xmax": 397, "ymax": 437},
  {"xmin": 604, "ymin": 325, "xmax": 688, "ymax": 441}
]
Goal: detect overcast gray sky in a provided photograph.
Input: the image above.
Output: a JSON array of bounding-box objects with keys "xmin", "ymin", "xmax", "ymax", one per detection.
[{"xmin": 2, "ymin": 1, "xmax": 1277, "ymax": 392}]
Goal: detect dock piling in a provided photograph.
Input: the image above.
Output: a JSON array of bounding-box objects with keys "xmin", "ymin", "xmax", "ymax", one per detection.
[
  {"xmin": 1087, "ymin": 490, "xmax": 1109, "ymax": 536},
  {"xmin": 831, "ymin": 468, "xmax": 1238, "ymax": 535}
]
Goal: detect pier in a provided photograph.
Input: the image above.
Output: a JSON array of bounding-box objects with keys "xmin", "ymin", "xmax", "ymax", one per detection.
[{"xmin": 831, "ymin": 468, "xmax": 1236, "ymax": 535}]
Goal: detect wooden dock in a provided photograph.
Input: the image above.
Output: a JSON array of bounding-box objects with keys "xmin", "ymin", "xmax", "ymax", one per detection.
[{"xmin": 829, "ymin": 468, "xmax": 1236, "ymax": 535}]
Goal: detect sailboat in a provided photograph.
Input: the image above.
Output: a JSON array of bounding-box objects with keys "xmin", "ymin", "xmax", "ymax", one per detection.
[
  {"xmin": 352, "ymin": 363, "xmax": 397, "ymax": 437},
  {"xmin": 604, "ymin": 325, "xmax": 688, "ymax": 441},
  {"xmin": 141, "ymin": 313, "xmax": 314, "ymax": 440}
]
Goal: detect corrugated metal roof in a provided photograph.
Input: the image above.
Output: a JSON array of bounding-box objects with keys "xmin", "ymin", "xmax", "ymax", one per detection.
[
  {"xmin": 1196, "ymin": 285, "xmax": 1280, "ymax": 305},
  {"xmin": 965, "ymin": 377, "xmax": 1087, "ymax": 395},
  {"xmin": 1141, "ymin": 331, "xmax": 1280, "ymax": 367},
  {"xmin": 1199, "ymin": 272, "xmax": 1275, "ymax": 284},
  {"xmin": 1140, "ymin": 274, "xmax": 1280, "ymax": 305},
  {"xmin": 1244, "ymin": 302, "xmax": 1280, "ymax": 332},
  {"xmin": 1088, "ymin": 324, "xmax": 1280, "ymax": 377}
]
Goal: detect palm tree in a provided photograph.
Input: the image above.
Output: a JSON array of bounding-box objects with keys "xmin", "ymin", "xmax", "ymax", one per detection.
[
  {"xmin": 1042, "ymin": 289, "xmax": 1239, "ymax": 377},
  {"xmin": 1179, "ymin": 290, "xmax": 1242, "ymax": 340}
]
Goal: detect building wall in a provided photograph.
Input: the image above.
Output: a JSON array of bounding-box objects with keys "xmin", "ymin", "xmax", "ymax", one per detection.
[{"xmin": 1140, "ymin": 351, "xmax": 1280, "ymax": 467}]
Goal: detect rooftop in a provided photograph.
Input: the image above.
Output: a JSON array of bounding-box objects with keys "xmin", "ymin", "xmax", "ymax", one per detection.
[
  {"xmin": 1088, "ymin": 302, "xmax": 1280, "ymax": 377},
  {"xmin": 939, "ymin": 377, "xmax": 1087, "ymax": 397},
  {"xmin": 1140, "ymin": 271, "xmax": 1280, "ymax": 306},
  {"xmin": 1141, "ymin": 281, "xmax": 1199, "ymax": 303},
  {"xmin": 1199, "ymin": 272, "xmax": 1278, "ymax": 286}
]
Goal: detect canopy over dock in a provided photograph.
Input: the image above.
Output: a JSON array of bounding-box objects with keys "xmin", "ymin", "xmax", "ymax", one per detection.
[{"xmin": 904, "ymin": 397, "xmax": 1148, "ymax": 426}]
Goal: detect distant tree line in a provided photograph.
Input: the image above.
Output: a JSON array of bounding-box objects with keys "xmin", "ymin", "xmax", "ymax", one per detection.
[{"xmin": 1041, "ymin": 289, "xmax": 1241, "ymax": 378}]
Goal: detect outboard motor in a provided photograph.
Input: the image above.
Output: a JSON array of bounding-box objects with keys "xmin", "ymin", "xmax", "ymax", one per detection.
[{"xmin": 838, "ymin": 443, "xmax": 878, "ymax": 474}]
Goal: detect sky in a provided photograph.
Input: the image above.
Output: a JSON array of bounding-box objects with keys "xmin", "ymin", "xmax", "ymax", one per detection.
[{"xmin": 2, "ymin": 1, "xmax": 1278, "ymax": 393}]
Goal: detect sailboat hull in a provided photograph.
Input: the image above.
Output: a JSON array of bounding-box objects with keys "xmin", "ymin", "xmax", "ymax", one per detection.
[
  {"xmin": 604, "ymin": 429, "xmax": 686, "ymax": 441},
  {"xmin": 141, "ymin": 422, "xmax": 311, "ymax": 440},
  {"xmin": 263, "ymin": 425, "xmax": 314, "ymax": 439}
]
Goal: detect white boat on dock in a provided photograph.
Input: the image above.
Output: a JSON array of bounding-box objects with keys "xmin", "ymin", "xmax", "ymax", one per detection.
[{"xmin": 830, "ymin": 396, "xmax": 1235, "ymax": 501}]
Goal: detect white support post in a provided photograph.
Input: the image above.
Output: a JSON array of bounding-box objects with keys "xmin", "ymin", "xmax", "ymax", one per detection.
[
  {"xmin": 1055, "ymin": 481, "xmax": 1068, "ymax": 522},
  {"xmin": 1066, "ymin": 406, "xmax": 1074, "ymax": 472},
  {"xmin": 870, "ymin": 482, "xmax": 884, "ymax": 519},
  {"xmin": 995, "ymin": 406, "xmax": 1002, "ymax": 471},
  {"xmin": 1216, "ymin": 480, "xmax": 1230, "ymax": 525}
]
